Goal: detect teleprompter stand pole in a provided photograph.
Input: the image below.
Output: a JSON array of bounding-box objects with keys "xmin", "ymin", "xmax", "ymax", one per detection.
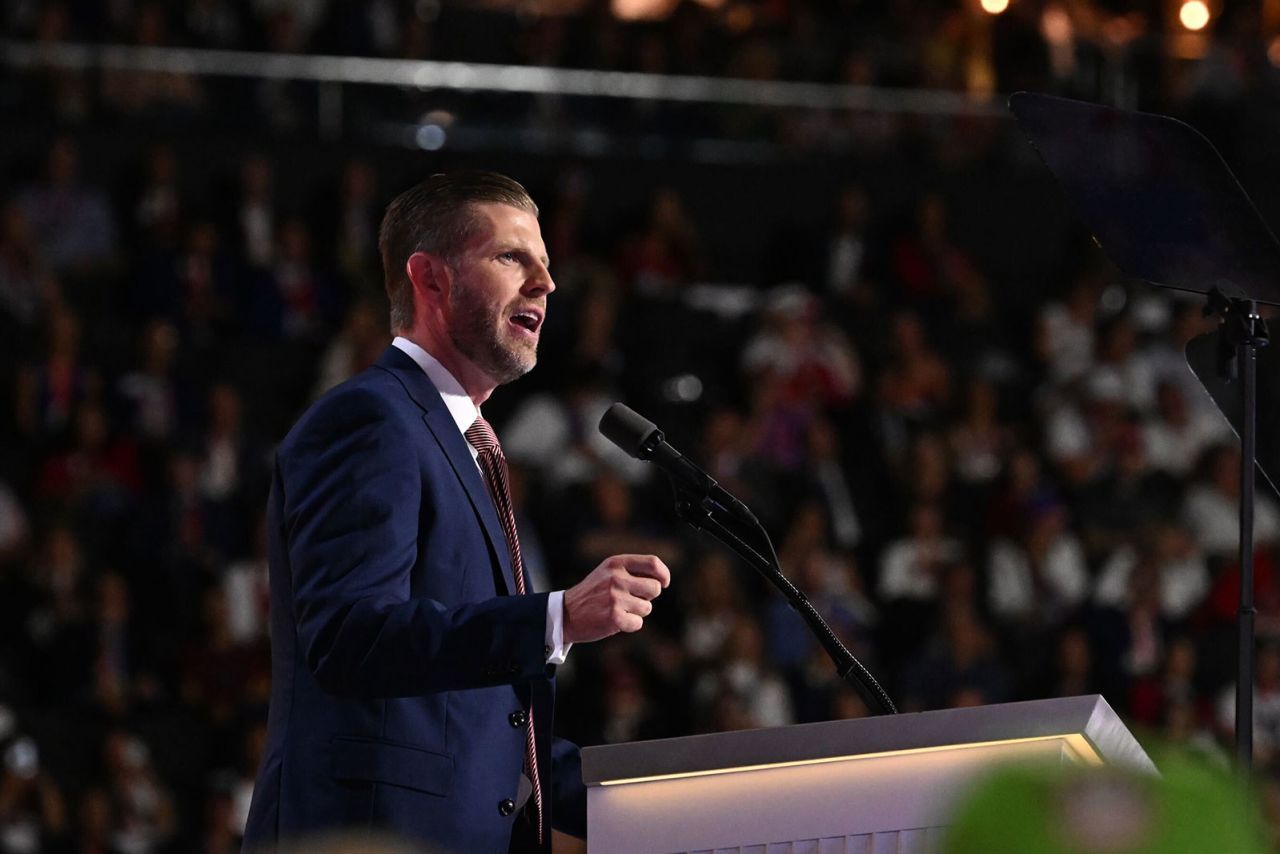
[
  {"xmin": 1008, "ymin": 91, "xmax": 1280, "ymax": 773},
  {"xmin": 1205, "ymin": 289, "xmax": 1271, "ymax": 770}
]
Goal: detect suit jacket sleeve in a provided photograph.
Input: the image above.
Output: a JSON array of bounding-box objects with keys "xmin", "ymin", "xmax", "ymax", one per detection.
[{"xmin": 281, "ymin": 385, "xmax": 551, "ymax": 698}]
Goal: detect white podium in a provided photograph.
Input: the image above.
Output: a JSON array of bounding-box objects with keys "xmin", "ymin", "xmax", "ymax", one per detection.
[{"xmin": 581, "ymin": 695, "xmax": 1154, "ymax": 854}]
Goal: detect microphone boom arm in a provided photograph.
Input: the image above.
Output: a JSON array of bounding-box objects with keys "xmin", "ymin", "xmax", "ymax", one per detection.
[
  {"xmin": 668, "ymin": 481, "xmax": 898, "ymax": 717},
  {"xmin": 598, "ymin": 401, "xmax": 896, "ymax": 715}
]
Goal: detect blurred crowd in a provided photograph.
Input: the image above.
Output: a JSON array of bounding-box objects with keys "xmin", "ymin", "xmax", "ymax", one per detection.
[
  {"xmin": 3, "ymin": 5, "xmax": 1280, "ymax": 852},
  {"xmin": 4, "ymin": 0, "xmax": 1275, "ymax": 149},
  {"xmin": 3, "ymin": 124, "xmax": 1280, "ymax": 850}
]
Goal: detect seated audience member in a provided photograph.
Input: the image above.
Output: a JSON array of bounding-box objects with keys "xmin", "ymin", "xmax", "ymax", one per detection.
[
  {"xmin": 311, "ymin": 301, "xmax": 388, "ymax": 398},
  {"xmin": 1075, "ymin": 424, "xmax": 1178, "ymax": 559},
  {"xmin": 18, "ymin": 138, "xmax": 117, "ymax": 273},
  {"xmin": 1216, "ymin": 644, "xmax": 1280, "ymax": 765},
  {"xmin": 102, "ymin": 731, "xmax": 177, "ymax": 853},
  {"xmin": 986, "ymin": 502, "xmax": 1088, "ymax": 625},
  {"xmin": 1094, "ymin": 525, "xmax": 1209, "ymax": 622},
  {"xmin": 901, "ymin": 607, "xmax": 1011, "ymax": 711},
  {"xmin": 16, "ymin": 306, "xmax": 99, "ymax": 443},
  {"xmin": 0, "ymin": 734, "xmax": 69, "ymax": 853},
  {"xmin": 1040, "ymin": 625, "xmax": 1100, "ymax": 699},
  {"xmin": 116, "ymin": 320, "xmax": 184, "ymax": 443},
  {"xmin": 1035, "ymin": 275, "xmax": 1098, "ymax": 386},
  {"xmin": 0, "ymin": 201, "xmax": 54, "ymax": 331},
  {"xmin": 574, "ymin": 471, "xmax": 682, "ymax": 572},
  {"xmin": 877, "ymin": 311, "xmax": 951, "ymax": 432},
  {"xmin": 1090, "ymin": 560, "xmax": 1170, "ymax": 709},
  {"xmin": 878, "ymin": 502, "xmax": 962, "ymax": 605},
  {"xmin": 740, "ymin": 284, "xmax": 862, "ymax": 410},
  {"xmin": 1143, "ymin": 381, "xmax": 1229, "ymax": 477},
  {"xmin": 949, "ymin": 379, "xmax": 1013, "ymax": 490},
  {"xmin": 682, "ymin": 553, "xmax": 747, "ymax": 665},
  {"xmin": 1130, "ymin": 635, "xmax": 1200, "ymax": 727},
  {"xmin": 1185, "ymin": 444, "xmax": 1280, "ymax": 562},
  {"xmin": 694, "ymin": 616, "xmax": 795, "ymax": 729}
]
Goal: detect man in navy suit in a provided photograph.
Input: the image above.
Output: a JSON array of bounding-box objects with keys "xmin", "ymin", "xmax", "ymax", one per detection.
[{"xmin": 242, "ymin": 172, "xmax": 671, "ymax": 852}]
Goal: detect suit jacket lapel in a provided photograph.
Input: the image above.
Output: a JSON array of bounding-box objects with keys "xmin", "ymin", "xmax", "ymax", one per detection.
[{"xmin": 375, "ymin": 347, "xmax": 519, "ymax": 596}]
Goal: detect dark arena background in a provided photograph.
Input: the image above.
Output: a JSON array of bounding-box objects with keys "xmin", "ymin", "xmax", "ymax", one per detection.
[{"xmin": 2, "ymin": 0, "xmax": 1280, "ymax": 850}]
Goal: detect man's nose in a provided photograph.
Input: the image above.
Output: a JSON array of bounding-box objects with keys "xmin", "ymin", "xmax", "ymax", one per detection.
[{"xmin": 525, "ymin": 263, "xmax": 555, "ymax": 296}]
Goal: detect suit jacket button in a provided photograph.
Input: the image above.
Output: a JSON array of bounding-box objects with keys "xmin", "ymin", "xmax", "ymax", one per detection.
[
  {"xmin": 499, "ymin": 798, "xmax": 516, "ymax": 816},
  {"xmin": 509, "ymin": 710, "xmax": 528, "ymax": 728}
]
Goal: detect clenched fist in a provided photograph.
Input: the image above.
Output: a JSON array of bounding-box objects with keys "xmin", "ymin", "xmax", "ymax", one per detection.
[{"xmin": 562, "ymin": 554, "xmax": 671, "ymax": 645}]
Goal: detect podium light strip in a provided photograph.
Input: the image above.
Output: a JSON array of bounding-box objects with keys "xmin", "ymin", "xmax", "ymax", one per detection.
[{"xmin": 597, "ymin": 733, "xmax": 1103, "ymax": 786}]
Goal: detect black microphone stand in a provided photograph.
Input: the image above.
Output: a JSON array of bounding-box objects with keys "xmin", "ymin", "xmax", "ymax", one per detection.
[{"xmin": 667, "ymin": 482, "xmax": 898, "ymax": 717}]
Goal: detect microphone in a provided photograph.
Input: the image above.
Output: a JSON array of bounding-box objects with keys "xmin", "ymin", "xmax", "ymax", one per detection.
[
  {"xmin": 600, "ymin": 403, "xmax": 898, "ymax": 715},
  {"xmin": 601, "ymin": 403, "xmax": 897, "ymax": 715},
  {"xmin": 599, "ymin": 403, "xmax": 755, "ymax": 522}
]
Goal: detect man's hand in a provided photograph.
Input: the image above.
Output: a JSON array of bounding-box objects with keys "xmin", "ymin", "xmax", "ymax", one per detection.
[{"xmin": 562, "ymin": 555, "xmax": 671, "ymax": 645}]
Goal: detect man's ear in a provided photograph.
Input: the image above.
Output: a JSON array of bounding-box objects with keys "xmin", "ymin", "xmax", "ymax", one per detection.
[{"xmin": 406, "ymin": 251, "xmax": 450, "ymax": 307}]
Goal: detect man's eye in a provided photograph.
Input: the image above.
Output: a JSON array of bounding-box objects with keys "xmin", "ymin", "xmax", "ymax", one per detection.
[{"xmin": 498, "ymin": 252, "xmax": 517, "ymax": 263}]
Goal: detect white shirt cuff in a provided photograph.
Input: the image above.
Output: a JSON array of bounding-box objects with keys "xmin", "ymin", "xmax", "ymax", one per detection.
[{"xmin": 545, "ymin": 590, "xmax": 572, "ymax": 665}]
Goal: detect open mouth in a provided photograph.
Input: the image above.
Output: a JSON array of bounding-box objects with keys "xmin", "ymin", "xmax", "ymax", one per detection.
[{"xmin": 509, "ymin": 308, "xmax": 543, "ymax": 336}]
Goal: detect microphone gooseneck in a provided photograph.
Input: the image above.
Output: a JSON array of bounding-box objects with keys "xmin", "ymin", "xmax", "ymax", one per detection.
[{"xmin": 598, "ymin": 402, "xmax": 897, "ymax": 716}]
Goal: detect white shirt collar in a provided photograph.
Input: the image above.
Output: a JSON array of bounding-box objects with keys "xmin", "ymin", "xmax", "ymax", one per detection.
[{"xmin": 391, "ymin": 337, "xmax": 479, "ymax": 437}]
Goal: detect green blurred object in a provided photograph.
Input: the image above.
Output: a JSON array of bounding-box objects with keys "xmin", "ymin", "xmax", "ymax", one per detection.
[{"xmin": 940, "ymin": 754, "xmax": 1267, "ymax": 854}]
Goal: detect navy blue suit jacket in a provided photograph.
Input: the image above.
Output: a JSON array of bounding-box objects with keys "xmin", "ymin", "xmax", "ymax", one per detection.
[{"xmin": 243, "ymin": 346, "xmax": 586, "ymax": 852}]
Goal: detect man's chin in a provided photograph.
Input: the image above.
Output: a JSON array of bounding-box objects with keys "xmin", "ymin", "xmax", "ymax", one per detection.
[
  {"xmin": 453, "ymin": 334, "xmax": 536, "ymax": 386},
  {"xmin": 487, "ymin": 352, "xmax": 537, "ymax": 385}
]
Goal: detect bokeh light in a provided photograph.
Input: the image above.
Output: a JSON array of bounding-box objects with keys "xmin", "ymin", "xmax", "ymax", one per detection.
[
  {"xmin": 611, "ymin": 0, "xmax": 676, "ymax": 20},
  {"xmin": 1179, "ymin": 0, "xmax": 1210, "ymax": 31}
]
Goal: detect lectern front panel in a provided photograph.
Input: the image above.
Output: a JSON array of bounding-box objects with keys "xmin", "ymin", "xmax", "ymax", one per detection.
[
  {"xmin": 588, "ymin": 738, "xmax": 1078, "ymax": 853},
  {"xmin": 583, "ymin": 697, "xmax": 1155, "ymax": 854}
]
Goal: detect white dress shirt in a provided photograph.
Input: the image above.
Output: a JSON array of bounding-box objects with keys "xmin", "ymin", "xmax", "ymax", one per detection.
[{"xmin": 392, "ymin": 337, "xmax": 571, "ymax": 665}]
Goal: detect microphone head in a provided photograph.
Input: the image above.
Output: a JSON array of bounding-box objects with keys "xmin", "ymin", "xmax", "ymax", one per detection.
[{"xmin": 599, "ymin": 403, "xmax": 662, "ymax": 460}]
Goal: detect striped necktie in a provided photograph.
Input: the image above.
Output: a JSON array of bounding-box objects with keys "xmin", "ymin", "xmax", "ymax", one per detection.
[{"xmin": 464, "ymin": 415, "xmax": 544, "ymax": 844}]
